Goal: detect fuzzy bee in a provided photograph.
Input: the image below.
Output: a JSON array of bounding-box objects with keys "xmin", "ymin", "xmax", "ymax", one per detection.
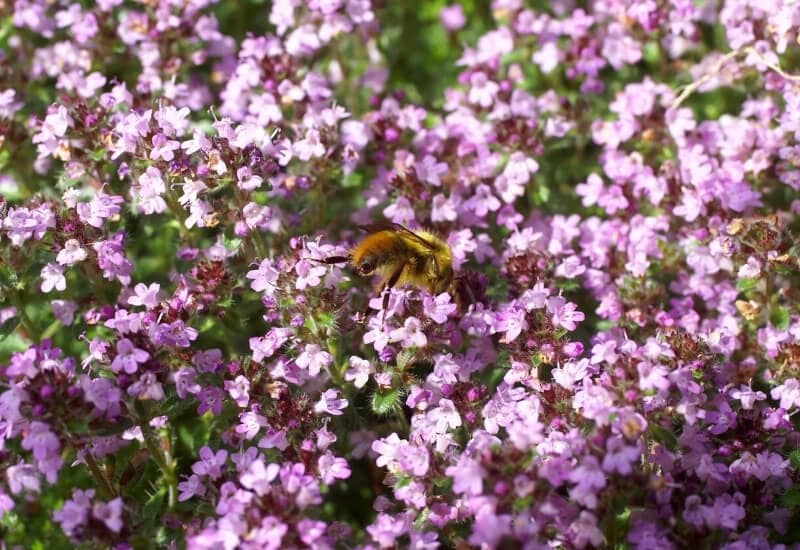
[{"xmin": 319, "ymin": 223, "xmax": 455, "ymax": 311}]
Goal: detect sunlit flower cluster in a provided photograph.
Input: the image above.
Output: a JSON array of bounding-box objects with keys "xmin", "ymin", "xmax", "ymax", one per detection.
[{"xmin": 2, "ymin": 0, "xmax": 800, "ymax": 548}]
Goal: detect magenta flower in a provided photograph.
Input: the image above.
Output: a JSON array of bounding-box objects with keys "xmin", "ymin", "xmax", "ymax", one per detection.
[
  {"xmin": 467, "ymin": 72, "xmax": 498, "ymax": 108},
  {"xmin": 53, "ymin": 489, "xmax": 93, "ymax": 538},
  {"xmin": 547, "ymin": 296, "xmax": 585, "ymax": 331},
  {"xmin": 568, "ymin": 511, "xmax": 604, "ymax": 549},
  {"xmin": 294, "ymin": 258, "xmax": 327, "ymax": 290},
  {"xmin": 224, "ymin": 375, "xmax": 250, "ymax": 408},
  {"xmin": 445, "ymin": 456, "xmax": 485, "ymax": 496},
  {"xmin": 389, "ymin": 317, "xmax": 428, "ymax": 348},
  {"xmin": 149, "ymin": 133, "xmax": 180, "ymax": 161},
  {"xmin": 22, "ymin": 421, "xmax": 60, "ymax": 462},
  {"xmin": 552, "ymin": 358, "xmax": 590, "ymax": 390},
  {"xmin": 55, "ymin": 239, "xmax": 87, "ymax": 266},
  {"xmin": 422, "ymin": 292, "xmax": 457, "ymax": 324},
  {"xmin": 7, "ymin": 463, "xmax": 41, "ymax": 495},
  {"xmin": 40, "ymin": 262, "xmax": 66, "ymax": 293},
  {"xmin": 110, "ymin": 338, "xmax": 149, "ymax": 374},
  {"xmin": 250, "ymin": 327, "xmax": 291, "ymax": 362},
  {"xmin": 197, "ymin": 387, "xmax": 225, "ymax": 416},
  {"xmin": 76, "ymin": 191, "xmax": 124, "ymax": 228},
  {"xmin": 92, "ymin": 497, "xmax": 123, "ymax": 533},
  {"xmin": 173, "ymin": 367, "xmax": 202, "ymax": 399},
  {"xmin": 236, "ymin": 409, "xmax": 268, "ymax": 440},
  {"xmin": 50, "ymin": 299, "xmax": 77, "ymax": 325},
  {"xmin": 367, "ymin": 513, "xmax": 408, "ymax": 548},
  {"xmin": 127, "ymin": 282, "xmax": 161, "ymax": 309},
  {"xmin": 568, "ymin": 456, "xmax": 607, "ymax": 508},
  {"xmin": 295, "ymin": 343, "xmax": 332, "ymax": 377},
  {"xmin": 415, "ymin": 155, "xmax": 448, "ymax": 187},
  {"xmin": 314, "ymin": 389, "xmax": 348, "ymax": 416},
  {"xmin": 4, "ymin": 205, "xmax": 56, "ymax": 246},
  {"xmin": 770, "ymin": 379, "xmax": 800, "ymax": 410},
  {"xmin": 133, "ymin": 166, "xmax": 167, "ymax": 215},
  {"xmin": 240, "ymin": 458, "xmax": 279, "ymax": 496},
  {"xmin": 177, "ymin": 474, "xmax": 206, "ymax": 502},
  {"xmin": 192, "ymin": 446, "xmax": 228, "ymax": 479},
  {"xmin": 317, "ymin": 452, "xmax": 351, "ymax": 484},
  {"xmin": 344, "ymin": 356, "xmax": 373, "ymax": 389},
  {"xmin": 127, "ymin": 372, "xmax": 165, "ymax": 401},
  {"xmin": 80, "ymin": 375, "xmax": 122, "ymax": 418},
  {"xmin": 440, "ymin": 4, "xmax": 465, "ymax": 31}
]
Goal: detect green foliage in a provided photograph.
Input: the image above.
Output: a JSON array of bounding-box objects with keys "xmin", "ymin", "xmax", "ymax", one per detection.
[{"xmin": 371, "ymin": 386, "xmax": 401, "ymax": 416}]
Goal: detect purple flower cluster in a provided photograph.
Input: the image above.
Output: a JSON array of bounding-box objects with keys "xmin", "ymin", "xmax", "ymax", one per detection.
[{"xmin": 2, "ymin": 0, "xmax": 800, "ymax": 548}]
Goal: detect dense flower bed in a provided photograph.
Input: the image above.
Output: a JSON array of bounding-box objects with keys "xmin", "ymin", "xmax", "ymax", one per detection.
[{"xmin": 2, "ymin": 0, "xmax": 800, "ymax": 547}]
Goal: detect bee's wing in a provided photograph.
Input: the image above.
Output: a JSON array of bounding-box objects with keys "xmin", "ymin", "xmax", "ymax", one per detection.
[{"xmin": 358, "ymin": 222, "xmax": 438, "ymax": 251}]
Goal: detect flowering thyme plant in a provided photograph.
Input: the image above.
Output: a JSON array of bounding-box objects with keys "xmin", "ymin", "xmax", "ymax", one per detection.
[{"xmin": 2, "ymin": 0, "xmax": 800, "ymax": 548}]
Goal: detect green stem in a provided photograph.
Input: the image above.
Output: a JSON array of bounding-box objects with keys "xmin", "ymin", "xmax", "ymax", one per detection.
[
  {"xmin": 394, "ymin": 404, "xmax": 410, "ymax": 435},
  {"xmin": 84, "ymin": 450, "xmax": 117, "ymax": 500},
  {"xmin": 251, "ymin": 229, "xmax": 267, "ymax": 260},
  {"xmin": 41, "ymin": 318, "xmax": 61, "ymax": 341},
  {"xmin": 81, "ymin": 262, "xmax": 109, "ymax": 297},
  {"xmin": 164, "ymin": 184, "xmax": 192, "ymax": 244},
  {"xmin": 10, "ymin": 293, "xmax": 38, "ymax": 343},
  {"xmin": 141, "ymin": 421, "xmax": 177, "ymax": 509},
  {"xmin": 306, "ymin": 312, "xmax": 320, "ymax": 337},
  {"xmin": 57, "ymin": 419, "xmax": 117, "ymax": 500}
]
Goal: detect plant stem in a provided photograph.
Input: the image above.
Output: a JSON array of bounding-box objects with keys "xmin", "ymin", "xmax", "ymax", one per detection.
[
  {"xmin": 141, "ymin": 420, "xmax": 177, "ymax": 509},
  {"xmin": 84, "ymin": 450, "xmax": 117, "ymax": 500},
  {"xmin": 10, "ymin": 292, "xmax": 38, "ymax": 343}
]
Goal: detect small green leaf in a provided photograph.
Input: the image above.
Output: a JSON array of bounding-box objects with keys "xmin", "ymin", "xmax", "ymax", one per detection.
[
  {"xmin": 770, "ymin": 306, "xmax": 790, "ymax": 330},
  {"xmin": 0, "ymin": 264, "xmax": 17, "ymax": 288},
  {"xmin": 780, "ymin": 487, "xmax": 800, "ymax": 509},
  {"xmin": 649, "ymin": 424, "xmax": 678, "ymax": 450},
  {"xmin": 89, "ymin": 148, "xmax": 108, "ymax": 161},
  {"xmin": 141, "ymin": 488, "xmax": 166, "ymax": 521},
  {"xmin": 222, "ymin": 234, "xmax": 242, "ymax": 252},
  {"xmin": 534, "ymin": 182, "xmax": 550, "ymax": 205},
  {"xmin": 790, "ymin": 450, "xmax": 800, "ymax": 471},
  {"xmin": 94, "ymin": 419, "xmax": 135, "ymax": 436},
  {"xmin": 341, "ymin": 172, "xmax": 363, "ymax": 188},
  {"xmin": 643, "ymin": 41, "xmax": 661, "ymax": 64},
  {"xmin": 736, "ymin": 278, "xmax": 759, "ymax": 292},
  {"xmin": 316, "ymin": 311, "xmax": 334, "ymax": 329},
  {"xmin": 513, "ymin": 495, "xmax": 533, "ymax": 512},
  {"xmin": 371, "ymin": 387, "xmax": 400, "ymax": 415},
  {"xmin": 0, "ymin": 315, "xmax": 20, "ymax": 341}
]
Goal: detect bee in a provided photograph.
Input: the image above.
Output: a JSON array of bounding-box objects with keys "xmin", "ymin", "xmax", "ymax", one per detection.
[{"xmin": 319, "ymin": 223, "xmax": 455, "ymax": 311}]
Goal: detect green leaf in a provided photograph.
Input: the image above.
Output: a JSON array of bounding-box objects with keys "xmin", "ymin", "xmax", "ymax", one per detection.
[
  {"xmin": 512, "ymin": 495, "xmax": 533, "ymax": 512},
  {"xmin": 0, "ymin": 315, "xmax": 20, "ymax": 341},
  {"xmin": 533, "ymin": 182, "xmax": 550, "ymax": 205},
  {"xmin": 222, "ymin": 234, "xmax": 242, "ymax": 252},
  {"xmin": 89, "ymin": 148, "xmax": 108, "ymax": 161},
  {"xmin": 141, "ymin": 488, "xmax": 166, "ymax": 523},
  {"xmin": 341, "ymin": 172, "xmax": 363, "ymax": 188},
  {"xmin": 649, "ymin": 424, "xmax": 678, "ymax": 450},
  {"xmin": 178, "ymin": 424, "xmax": 197, "ymax": 451},
  {"xmin": 770, "ymin": 305, "xmax": 790, "ymax": 330},
  {"xmin": 0, "ymin": 264, "xmax": 17, "ymax": 288},
  {"xmin": 371, "ymin": 387, "xmax": 400, "ymax": 416},
  {"xmin": 780, "ymin": 487, "xmax": 800, "ymax": 509},
  {"xmin": 0, "ymin": 332, "xmax": 28, "ymax": 359},
  {"xmin": 736, "ymin": 278, "xmax": 759, "ymax": 292},
  {"xmin": 642, "ymin": 41, "xmax": 661, "ymax": 65},
  {"xmin": 94, "ymin": 418, "xmax": 135, "ymax": 436},
  {"xmin": 790, "ymin": 450, "xmax": 800, "ymax": 471}
]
